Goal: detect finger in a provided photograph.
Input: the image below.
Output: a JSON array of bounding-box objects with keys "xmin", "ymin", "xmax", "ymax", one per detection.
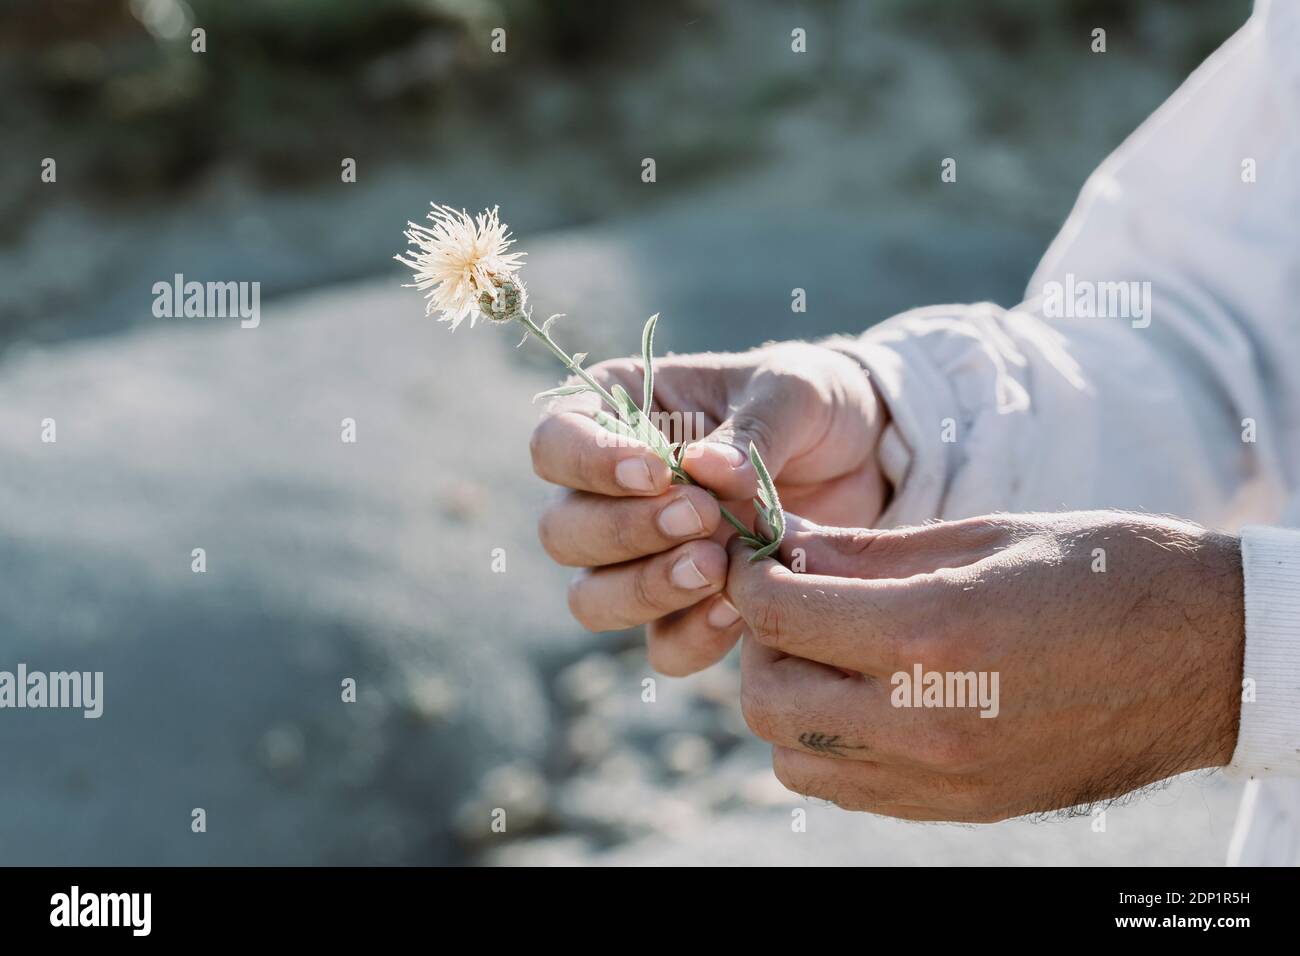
[
  {"xmin": 679, "ymin": 374, "xmax": 822, "ymax": 500},
  {"xmin": 861, "ymin": 803, "xmax": 1008, "ymax": 824},
  {"xmin": 538, "ymin": 486, "xmax": 721, "ymax": 567},
  {"xmin": 567, "ymin": 540, "xmax": 726, "ymax": 632},
  {"xmin": 740, "ymin": 638, "xmax": 891, "ymax": 761},
  {"xmin": 776, "ymin": 513, "xmax": 999, "ymax": 578},
  {"xmin": 770, "ymin": 746, "xmax": 975, "ymax": 815},
  {"xmin": 725, "ymin": 536, "xmax": 948, "ymax": 674},
  {"xmin": 530, "ymin": 411, "xmax": 671, "ymax": 496},
  {"xmin": 645, "ymin": 594, "xmax": 745, "ymax": 677},
  {"xmin": 770, "ymin": 746, "xmax": 916, "ymax": 811}
]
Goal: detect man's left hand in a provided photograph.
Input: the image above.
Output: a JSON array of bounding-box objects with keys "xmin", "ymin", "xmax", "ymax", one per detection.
[{"xmin": 726, "ymin": 510, "xmax": 1245, "ymax": 822}]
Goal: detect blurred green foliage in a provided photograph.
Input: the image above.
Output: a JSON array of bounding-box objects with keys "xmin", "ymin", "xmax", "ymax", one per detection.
[
  {"xmin": 0, "ymin": 0, "xmax": 1251, "ymax": 229},
  {"xmin": 0, "ymin": 0, "xmax": 694, "ymax": 201}
]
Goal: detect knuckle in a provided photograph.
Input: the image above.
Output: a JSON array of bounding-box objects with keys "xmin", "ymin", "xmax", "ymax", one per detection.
[
  {"xmin": 770, "ymin": 747, "xmax": 808, "ymax": 792},
  {"xmin": 694, "ymin": 624, "xmax": 739, "ymax": 664},
  {"xmin": 565, "ymin": 573, "xmax": 599, "ymax": 632},
  {"xmin": 902, "ymin": 630, "xmax": 953, "ymax": 675},
  {"xmin": 757, "ymin": 358, "xmax": 821, "ymax": 401},
  {"xmin": 772, "ymin": 749, "xmax": 857, "ymax": 808},
  {"xmin": 839, "ymin": 530, "xmax": 879, "ymax": 556},
  {"xmin": 577, "ymin": 445, "xmax": 607, "ymax": 492},
  {"xmin": 744, "ymin": 593, "xmax": 788, "ymax": 646},
  {"xmin": 536, "ymin": 506, "xmax": 566, "ymax": 563},
  {"xmin": 911, "ymin": 598, "xmax": 982, "ymax": 667},
  {"xmin": 828, "ymin": 528, "xmax": 883, "ymax": 561},
  {"xmin": 857, "ymin": 526, "xmax": 926, "ymax": 562},
  {"xmin": 631, "ymin": 560, "xmax": 665, "ymax": 614},
  {"xmin": 740, "ymin": 682, "xmax": 780, "ymax": 743},
  {"xmin": 608, "ymin": 505, "xmax": 641, "ymax": 556},
  {"xmin": 528, "ymin": 420, "xmax": 554, "ymax": 481},
  {"xmin": 646, "ymin": 639, "xmax": 694, "ymax": 678},
  {"xmin": 727, "ymin": 411, "xmax": 777, "ymax": 459},
  {"xmin": 537, "ymin": 498, "xmax": 591, "ymax": 567}
]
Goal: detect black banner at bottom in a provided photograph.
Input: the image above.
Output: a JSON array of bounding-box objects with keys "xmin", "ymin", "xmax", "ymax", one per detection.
[{"xmin": 0, "ymin": 865, "xmax": 1285, "ymax": 941}]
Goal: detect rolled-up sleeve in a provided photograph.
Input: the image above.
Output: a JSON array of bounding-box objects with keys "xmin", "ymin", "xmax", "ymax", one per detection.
[{"xmin": 1231, "ymin": 525, "xmax": 1300, "ymax": 776}]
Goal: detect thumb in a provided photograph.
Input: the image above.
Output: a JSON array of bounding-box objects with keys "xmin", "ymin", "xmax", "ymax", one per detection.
[
  {"xmin": 680, "ymin": 383, "xmax": 808, "ymax": 500},
  {"xmin": 773, "ymin": 513, "xmax": 962, "ymax": 579}
]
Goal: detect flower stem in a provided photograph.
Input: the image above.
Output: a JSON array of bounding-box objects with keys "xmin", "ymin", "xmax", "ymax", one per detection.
[
  {"xmin": 516, "ymin": 311, "xmax": 764, "ymax": 547},
  {"xmin": 517, "ymin": 312, "xmax": 622, "ymax": 411}
]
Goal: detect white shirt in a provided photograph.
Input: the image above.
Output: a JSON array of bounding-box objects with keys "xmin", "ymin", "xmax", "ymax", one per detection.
[{"xmin": 839, "ymin": 0, "xmax": 1300, "ymax": 864}]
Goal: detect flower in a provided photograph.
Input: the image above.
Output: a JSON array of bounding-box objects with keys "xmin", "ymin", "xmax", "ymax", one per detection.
[
  {"xmin": 395, "ymin": 200, "xmax": 784, "ymax": 560},
  {"xmin": 395, "ymin": 204, "xmax": 526, "ymax": 329}
]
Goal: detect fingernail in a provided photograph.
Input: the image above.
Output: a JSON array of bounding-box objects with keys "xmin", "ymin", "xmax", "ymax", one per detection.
[
  {"xmin": 700, "ymin": 442, "xmax": 746, "ymax": 467},
  {"xmin": 657, "ymin": 497, "xmax": 704, "ymax": 538},
  {"xmin": 707, "ymin": 596, "xmax": 741, "ymax": 629},
  {"xmin": 615, "ymin": 457, "xmax": 655, "ymax": 492},
  {"xmin": 671, "ymin": 555, "xmax": 711, "ymax": 590}
]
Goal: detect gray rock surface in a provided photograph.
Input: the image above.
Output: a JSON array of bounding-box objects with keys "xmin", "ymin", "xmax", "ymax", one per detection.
[
  {"xmin": 0, "ymin": 279, "xmax": 570, "ymax": 864},
  {"xmin": 0, "ymin": 207, "xmax": 1245, "ymax": 865}
]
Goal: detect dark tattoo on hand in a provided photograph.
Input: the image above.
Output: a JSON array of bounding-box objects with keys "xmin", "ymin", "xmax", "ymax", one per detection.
[{"xmin": 798, "ymin": 732, "xmax": 868, "ymax": 757}]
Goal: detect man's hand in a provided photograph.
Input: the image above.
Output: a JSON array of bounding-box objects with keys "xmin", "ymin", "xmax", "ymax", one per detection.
[
  {"xmin": 529, "ymin": 343, "xmax": 889, "ymax": 676},
  {"xmin": 726, "ymin": 511, "xmax": 1245, "ymax": 822}
]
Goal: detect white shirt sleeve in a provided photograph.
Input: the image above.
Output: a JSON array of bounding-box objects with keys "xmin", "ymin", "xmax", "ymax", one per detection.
[
  {"xmin": 837, "ymin": 2, "xmax": 1299, "ymax": 530},
  {"xmin": 1234, "ymin": 526, "xmax": 1300, "ymax": 776},
  {"xmin": 830, "ymin": 0, "xmax": 1300, "ymax": 776}
]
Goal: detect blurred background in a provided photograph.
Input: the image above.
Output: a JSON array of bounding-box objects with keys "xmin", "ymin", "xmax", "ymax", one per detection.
[{"xmin": 0, "ymin": 0, "xmax": 1253, "ymax": 864}]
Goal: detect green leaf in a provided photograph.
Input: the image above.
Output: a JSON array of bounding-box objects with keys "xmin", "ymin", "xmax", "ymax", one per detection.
[
  {"xmin": 594, "ymin": 410, "xmax": 641, "ymax": 444},
  {"xmin": 750, "ymin": 442, "xmax": 778, "ymax": 508},
  {"xmin": 532, "ymin": 383, "xmax": 591, "ymax": 403},
  {"xmin": 637, "ymin": 419, "xmax": 673, "ymax": 458},
  {"xmin": 598, "ymin": 400, "xmax": 664, "ymax": 460},
  {"xmin": 542, "ymin": 313, "xmax": 565, "ymax": 335},
  {"xmin": 610, "ymin": 384, "xmax": 639, "ymax": 421},
  {"xmin": 748, "ymin": 537, "xmax": 783, "ymax": 562},
  {"xmin": 596, "ymin": 333, "xmax": 673, "ymax": 467},
  {"xmin": 640, "ymin": 313, "xmax": 659, "ymax": 415},
  {"xmin": 747, "ymin": 441, "xmax": 786, "ymax": 562},
  {"xmin": 571, "ymin": 352, "xmax": 588, "ymax": 368}
]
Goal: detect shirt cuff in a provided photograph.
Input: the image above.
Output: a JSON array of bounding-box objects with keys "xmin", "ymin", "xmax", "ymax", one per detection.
[
  {"xmin": 1228, "ymin": 525, "xmax": 1300, "ymax": 777},
  {"xmin": 821, "ymin": 333, "xmax": 958, "ymax": 529}
]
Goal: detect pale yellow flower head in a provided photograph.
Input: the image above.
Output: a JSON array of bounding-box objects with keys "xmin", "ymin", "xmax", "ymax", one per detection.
[{"xmin": 395, "ymin": 204, "xmax": 526, "ymax": 329}]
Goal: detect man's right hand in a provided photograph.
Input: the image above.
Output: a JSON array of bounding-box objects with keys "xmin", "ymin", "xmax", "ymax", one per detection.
[{"xmin": 529, "ymin": 341, "xmax": 890, "ymax": 676}]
